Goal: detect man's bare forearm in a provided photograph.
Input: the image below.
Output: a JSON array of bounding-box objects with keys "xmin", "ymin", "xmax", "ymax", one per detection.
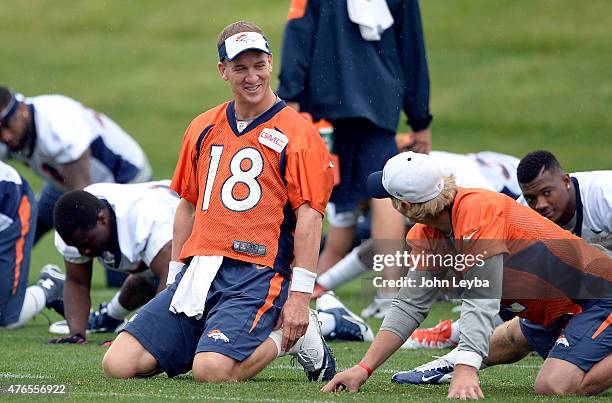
[
  {"xmin": 293, "ymin": 203, "xmax": 322, "ymax": 273},
  {"xmin": 172, "ymin": 198, "xmax": 195, "ymax": 261},
  {"xmin": 65, "ymin": 280, "xmax": 91, "ymax": 336}
]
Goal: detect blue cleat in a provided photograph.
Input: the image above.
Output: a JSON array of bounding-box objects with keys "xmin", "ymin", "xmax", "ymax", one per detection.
[
  {"xmin": 392, "ymin": 356, "xmax": 454, "ymax": 385},
  {"xmin": 88, "ymin": 303, "xmax": 127, "ymax": 333},
  {"xmin": 316, "ymin": 291, "xmax": 374, "ymax": 342}
]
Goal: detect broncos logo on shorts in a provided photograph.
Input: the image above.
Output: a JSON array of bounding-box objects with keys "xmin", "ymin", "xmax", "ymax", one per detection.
[{"xmin": 207, "ymin": 329, "xmax": 230, "ymax": 343}]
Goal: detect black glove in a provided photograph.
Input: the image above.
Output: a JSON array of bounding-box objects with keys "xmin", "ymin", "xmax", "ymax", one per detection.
[{"xmin": 48, "ymin": 333, "xmax": 87, "ymax": 345}]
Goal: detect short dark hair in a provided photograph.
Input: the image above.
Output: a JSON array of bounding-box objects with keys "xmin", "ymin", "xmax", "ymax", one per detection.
[
  {"xmin": 54, "ymin": 190, "xmax": 104, "ymax": 240},
  {"xmin": 0, "ymin": 86, "xmax": 14, "ymax": 114},
  {"xmin": 517, "ymin": 150, "xmax": 563, "ymax": 184}
]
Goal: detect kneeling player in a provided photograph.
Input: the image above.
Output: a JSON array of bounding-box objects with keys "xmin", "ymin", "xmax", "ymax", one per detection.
[
  {"xmin": 322, "ymin": 152, "xmax": 611, "ymax": 398},
  {"xmin": 102, "ymin": 21, "xmax": 336, "ymax": 382},
  {"xmin": 48, "ymin": 181, "xmax": 175, "ymax": 343},
  {"xmin": 398, "ymin": 150, "xmax": 612, "ymax": 383},
  {"xmin": 0, "ymin": 161, "xmax": 64, "ymax": 329}
]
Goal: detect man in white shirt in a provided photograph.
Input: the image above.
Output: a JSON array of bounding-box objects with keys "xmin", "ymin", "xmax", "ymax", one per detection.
[
  {"xmin": 0, "ymin": 86, "xmax": 152, "ymax": 287},
  {"xmin": 47, "ymin": 181, "xmax": 174, "ymax": 343}
]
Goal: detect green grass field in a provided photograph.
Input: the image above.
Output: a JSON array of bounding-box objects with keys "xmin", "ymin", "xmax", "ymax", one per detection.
[{"xmin": 1, "ymin": 0, "xmax": 611, "ymax": 401}]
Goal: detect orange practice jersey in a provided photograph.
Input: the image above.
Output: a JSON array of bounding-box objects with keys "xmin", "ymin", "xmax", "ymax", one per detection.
[
  {"xmin": 407, "ymin": 188, "xmax": 612, "ymax": 326},
  {"xmin": 171, "ymin": 100, "xmax": 334, "ymax": 271}
]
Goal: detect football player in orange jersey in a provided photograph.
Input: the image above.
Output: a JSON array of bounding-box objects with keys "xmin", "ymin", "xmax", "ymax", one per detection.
[
  {"xmin": 102, "ymin": 21, "xmax": 336, "ymax": 383},
  {"xmin": 322, "ymin": 151, "xmax": 612, "ymax": 398}
]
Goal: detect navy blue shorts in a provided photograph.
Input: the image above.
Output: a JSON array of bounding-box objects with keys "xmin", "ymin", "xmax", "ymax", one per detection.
[
  {"xmin": 0, "ymin": 182, "xmax": 36, "ymax": 327},
  {"xmin": 123, "ymin": 258, "xmax": 289, "ymax": 377},
  {"xmin": 520, "ymin": 300, "xmax": 612, "ymax": 372},
  {"xmin": 330, "ymin": 119, "xmax": 398, "ymax": 214}
]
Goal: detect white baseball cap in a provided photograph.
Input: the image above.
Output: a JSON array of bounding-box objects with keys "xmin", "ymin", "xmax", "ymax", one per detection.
[
  {"xmin": 218, "ymin": 31, "xmax": 271, "ymax": 62},
  {"xmin": 366, "ymin": 151, "xmax": 445, "ymax": 203}
]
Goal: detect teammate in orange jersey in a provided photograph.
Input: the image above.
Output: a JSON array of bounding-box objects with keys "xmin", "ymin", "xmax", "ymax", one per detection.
[
  {"xmin": 322, "ymin": 151, "xmax": 612, "ymax": 398},
  {"xmin": 102, "ymin": 21, "xmax": 336, "ymax": 382}
]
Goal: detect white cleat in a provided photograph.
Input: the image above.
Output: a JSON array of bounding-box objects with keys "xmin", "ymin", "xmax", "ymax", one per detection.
[
  {"xmin": 360, "ymin": 295, "xmax": 392, "ymax": 319},
  {"xmin": 289, "ymin": 309, "xmax": 336, "ymax": 382}
]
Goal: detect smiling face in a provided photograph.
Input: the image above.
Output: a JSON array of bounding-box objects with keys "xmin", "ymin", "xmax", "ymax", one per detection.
[
  {"xmin": 218, "ymin": 50, "xmax": 275, "ymax": 115},
  {"xmin": 519, "ymin": 166, "xmax": 573, "ymax": 224}
]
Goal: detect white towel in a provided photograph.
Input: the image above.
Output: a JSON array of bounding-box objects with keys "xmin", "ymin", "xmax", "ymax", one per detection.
[
  {"xmin": 347, "ymin": 0, "xmax": 394, "ymax": 41},
  {"xmin": 169, "ymin": 255, "xmax": 223, "ymax": 320}
]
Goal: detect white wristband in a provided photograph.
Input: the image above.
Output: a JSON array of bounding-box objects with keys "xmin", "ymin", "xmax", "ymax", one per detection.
[
  {"xmin": 290, "ymin": 267, "xmax": 317, "ymax": 294},
  {"xmin": 167, "ymin": 261, "xmax": 184, "ymax": 286}
]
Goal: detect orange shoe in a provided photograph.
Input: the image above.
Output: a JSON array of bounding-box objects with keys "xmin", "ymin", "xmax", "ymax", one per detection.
[{"xmin": 401, "ymin": 319, "xmax": 457, "ymax": 349}]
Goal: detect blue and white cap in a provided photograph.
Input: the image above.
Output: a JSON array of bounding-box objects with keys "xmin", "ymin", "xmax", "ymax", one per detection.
[
  {"xmin": 218, "ymin": 31, "xmax": 271, "ymax": 62},
  {"xmin": 366, "ymin": 151, "xmax": 445, "ymax": 203}
]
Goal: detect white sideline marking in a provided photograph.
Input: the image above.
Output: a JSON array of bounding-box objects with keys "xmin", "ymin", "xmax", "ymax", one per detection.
[
  {"xmin": 506, "ymin": 364, "xmax": 540, "ymax": 369},
  {"xmin": 0, "ymin": 373, "xmax": 51, "ymax": 379},
  {"xmin": 73, "ymin": 392, "xmax": 334, "ymax": 402}
]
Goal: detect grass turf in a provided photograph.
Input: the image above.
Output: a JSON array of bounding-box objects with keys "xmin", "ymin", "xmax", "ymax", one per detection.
[{"xmin": 1, "ymin": 0, "xmax": 611, "ymax": 401}]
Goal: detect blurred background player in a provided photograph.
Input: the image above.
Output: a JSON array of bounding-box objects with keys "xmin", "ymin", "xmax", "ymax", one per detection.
[
  {"xmin": 313, "ymin": 149, "xmax": 521, "ymax": 328},
  {"xmin": 103, "ymin": 21, "xmax": 336, "ymax": 383},
  {"xmin": 0, "ymin": 161, "xmax": 64, "ymax": 329},
  {"xmin": 399, "ymin": 150, "xmax": 612, "ymax": 384},
  {"xmin": 278, "ymin": 0, "xmax": 434, "ymax": 317},
  {"xmin": 323, "ymin": 151, "xmax": 612, "ymax": 398},
  {"xmin": 47, "ymin": 181, "xmax": 174, "ymax": 343},
  {"xmin": 0, "ymin": 86, "xmax": 152, "ymax": 287}
]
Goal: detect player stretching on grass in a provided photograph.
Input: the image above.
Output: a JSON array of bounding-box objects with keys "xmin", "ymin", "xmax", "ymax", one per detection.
[
  {"xmin": 322, "ymin": 151, "xmax": 612, "ymax": 398},
  {"xmin": 395, "ymin": 150, "xmax": 612, "ymax": 387},
  {"xmin": 47, "ymin": 181, "xmax": 175, "ymax": 343},
  {"xmin": 103, "ymin": 21, "xmax": 336, "ymax": 382},
  {"xmin": 0, "ymin": 86, "xmax": 152, "ymax": 288}
]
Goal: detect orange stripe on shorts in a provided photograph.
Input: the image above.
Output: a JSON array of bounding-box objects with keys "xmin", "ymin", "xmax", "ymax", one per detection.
[
  {"xmin": 13, "ymin": 195, "xmax": 31, "ymax": 295},
  {"xmin": 592, "ymin": 313, "xmax": 612, "ymax": 340},
  {"xmin": 250, "ymin": 272, "xmax": 283, "ymax": 333}
]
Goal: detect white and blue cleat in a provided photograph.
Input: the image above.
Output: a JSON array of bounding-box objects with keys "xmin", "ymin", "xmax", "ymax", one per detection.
[
  {"xmin": 290, "ymin": 309, "xmax": 336, "ymax": 382},
  {"xmin": 49, "ymin": 302, "xmax": 127, "ymax": 335},
  {"xmin": 316, "ymin": 291, "xmax": 374, "ymax": 342},
  {"xmin": 392, "ymin": 356, "xmax": 455, "ymax": 385}
]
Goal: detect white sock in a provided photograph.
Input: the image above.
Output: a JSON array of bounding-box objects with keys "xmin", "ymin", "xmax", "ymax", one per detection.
[
  {"xmin": 106, "ymin": 292, "xmax": 130, "ymax": 320},
  {"xmin": 450, "ymin": 320, "xmax": 460, "ymax": 344},
  {"xmin": 444, "ymin": 346, "xmax": 459, "ymax": 365},
  {"xmin": 318, "ymin": 311, "xmax": 336, "ymax": 337},
  {"xmin": 268, "ymin": 329, "xmax": 285, "ymax": 357},
  {"xmin": 317, "ymin": 245, "xmax": 368, "ymax": 290},
  {"xmin": 5, "ymin": 286, "xmax": 47, "ymax": 329},
  {"xmin": 441, "ymin": 345, "xmax": 487, "ymax": 370}
]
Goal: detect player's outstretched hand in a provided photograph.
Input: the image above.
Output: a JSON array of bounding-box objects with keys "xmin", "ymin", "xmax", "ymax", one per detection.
[
  {"xmin": 48, "ymin": 333, "xmax": 87, "ymax": 345},
  {"xmin": 406, "ymin": 128, "xmax": 432, "ymax": 154},
  {"xmin": 275, "ymin": 291, "xmax": 310, "ymax": 351},
  {"xmin": 321, "ymin": 365, "xmax": 369, "ymax": 393},
  {"xmin": 447, "ymin": 364, "xmax": 484, "ymax": 400}
]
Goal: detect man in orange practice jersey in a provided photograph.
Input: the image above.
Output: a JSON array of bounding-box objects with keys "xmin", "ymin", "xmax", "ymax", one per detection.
[
  {"xmin": 102, "ymin": 21, "xmax": 336, "ymax": 382},
  {"xmin": 322, "ymin": 151, "xmax": 611, "ymax": 398}
]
